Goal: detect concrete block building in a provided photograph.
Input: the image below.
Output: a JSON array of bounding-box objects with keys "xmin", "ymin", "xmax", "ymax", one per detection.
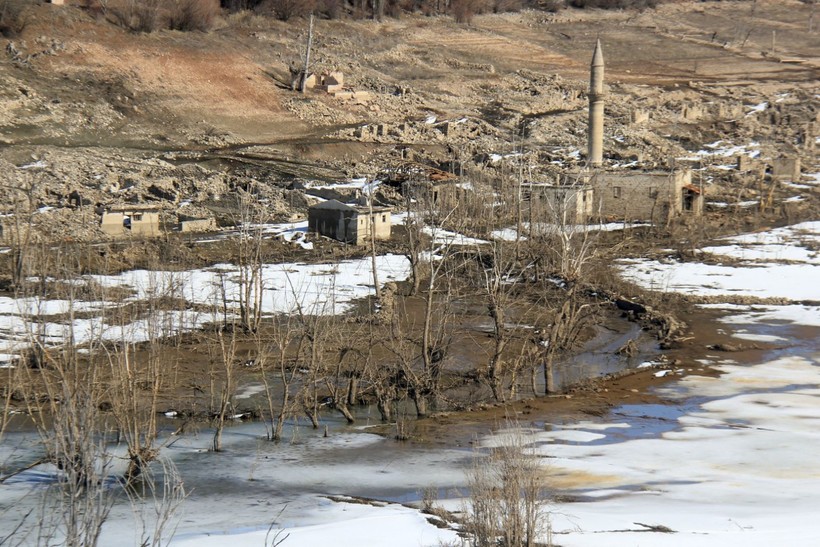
[
  {"xmin": 308, "ymin": 200, "xmax": 392, "ymax": 245},
  {"xmin": 101, "ymin": 206, "xmax": 160, "ymax": 237}
]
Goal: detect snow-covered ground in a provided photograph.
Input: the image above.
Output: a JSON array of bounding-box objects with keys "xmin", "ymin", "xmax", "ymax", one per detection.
[
  {"xmin": 171, "ymin": 500, "xmax": 460, "ymax": 547},
  {"xmin": 3, "ymin": 217, "xmax": 818, "ymax": 546},
  {"xmin": 618, "ymin": 221, "xmax": 820, "ymax": 300},
  {"xmin": 491, "ymin": 221, "xmax": 649, "ymax": 241},
  {"xmin": 0, "ymin": 254, "xmax": 410, "ymax": 356},
  {"xmin": 512, "ymin": 218, "xmax": 819, "ymax": 545}
]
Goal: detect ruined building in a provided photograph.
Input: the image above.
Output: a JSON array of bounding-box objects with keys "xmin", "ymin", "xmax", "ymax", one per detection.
[
  {"xmin": 308, "ymin": 199, "xmax": 392, "ymax": 245},
  {"xmin": 590, "ymin": 170, "xmax": 702, "ymax": 222},
  {"xmin": 571, "ymin": 40, "xmax": 703, "ymax": 222},
  {"xmin": 523, "ymin": 182, "xmax": 595, "ymax": 224}
]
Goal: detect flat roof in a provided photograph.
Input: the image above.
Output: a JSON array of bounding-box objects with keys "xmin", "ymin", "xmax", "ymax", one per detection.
[{"xmin": 106, "ymin": 205, "xmax": 161, "ymax": 213}]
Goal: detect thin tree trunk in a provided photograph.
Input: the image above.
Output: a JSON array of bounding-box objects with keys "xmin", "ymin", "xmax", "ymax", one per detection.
[{"xmin": 299, "ymin": 14, "xmax": 314, "ymax": 92}]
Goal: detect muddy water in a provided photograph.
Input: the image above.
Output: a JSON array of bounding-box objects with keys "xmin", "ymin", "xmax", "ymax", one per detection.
[
  {"xmin": 5, "ymin": 307, "xmax": 815, "ymax": 544},
  {"xmin": 554, "ymin": 321, "xmax": 652, "ymax": 387},
  {"xmin": 0, "ymin": 316, "xmax": 661, "ymax": 545}
]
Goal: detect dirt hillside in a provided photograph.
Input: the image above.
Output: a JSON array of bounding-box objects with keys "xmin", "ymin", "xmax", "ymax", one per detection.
[{"xmin": 0, "ymin": 0, "xmax": 816, "ymax": 244}]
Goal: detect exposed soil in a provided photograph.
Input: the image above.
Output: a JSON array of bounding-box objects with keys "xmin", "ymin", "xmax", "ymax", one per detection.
[
  {"xmin": 0, "ymin": 1, "xmax": 817, "ymax": 433},
  {"xmin": 1, "ymin": 2, "xmax": 816, "ymax": 237}
]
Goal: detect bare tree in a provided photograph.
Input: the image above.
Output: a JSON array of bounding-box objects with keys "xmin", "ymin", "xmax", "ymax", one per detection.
[
  {"xmin": 473, "ymin": 241, "xmax": 519, "ymax": 402},
  {"xmin": 325, "ymin": 322, "xmax": 372, "ymax": 424},
  {"xmin": 208, "ymin": 318, "xmax": 240, "ymax": 453},
  {"xmin": 364, "ymin": 181, "xmax": 382, "ymax": 303},
  {"xmin": 522, "ymin": 181, "xmax": 602, "ymax": 395},
  {"xmin": 105, "ymin": 272, "xmax": 182, "ymax": 481},
  {"xmin": 418, "ymin": 207, "xmax": 461, "ymax": 414},
  {"xmin": 294, "ymin": 310, "xmax": 331, "ymax": 429},
  {"xmin": 401, "ymin": 182, "xmax": 425, "ymax": 297},
  {"xmin": 361, "ymin": 324, "xmax": 399, "ymax": 422},
  {"xmin": 3, "ymin": 174, "xmax": 37, "ymax": 290},
  {"xmin": 235, "ymin": 190, "xmax": 267, "ymax": 333},
  {"xmin": 16, "ymin": 260, "xmax": 116, "ymax": 546},
  {"xmin": 255, "ymin": 317, "xmax": 300, "ymax": 442}
]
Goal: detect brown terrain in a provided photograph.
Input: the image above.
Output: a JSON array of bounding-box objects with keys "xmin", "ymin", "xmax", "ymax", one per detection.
[{"xmin": 0, "ymin": 0, "xmax": 818, "ymax": 431}]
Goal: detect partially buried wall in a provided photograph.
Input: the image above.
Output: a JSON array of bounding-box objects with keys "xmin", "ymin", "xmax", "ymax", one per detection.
[{"xmin": 770, "ymin": 158, "xmax": 801, "ymax": 182}]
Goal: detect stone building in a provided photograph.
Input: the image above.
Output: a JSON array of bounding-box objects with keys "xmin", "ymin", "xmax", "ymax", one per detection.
[
  {"xmin": 308, "ymin": 200, "xmax": 392, "ymax": 245},
  {"xmin": 523, "ymin": 183, "xmax": 595, "ymax": 224},
  {"xmin": 100, "ymin": 205, "xmax": 161, "ymax": 237},
  {"xmin": 381, "ymin": 161, "xmax": 469, "ymax": 211},
  {"xmin": 579, "ymin": 40, "xmax": 703, "ymax": 223},
  {"xmin": 589, "ymin": 170, "xmax": 702, "ymax": 222}
]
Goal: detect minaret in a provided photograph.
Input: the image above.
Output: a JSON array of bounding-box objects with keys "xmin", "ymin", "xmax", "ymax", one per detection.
[{"xmin": 588, "ymin": 39, "xmax": 605, "ymax": 167}]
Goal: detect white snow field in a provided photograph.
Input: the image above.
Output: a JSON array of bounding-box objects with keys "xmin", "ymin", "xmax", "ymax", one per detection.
[
  {"xmin": 512, "ymin": 219, "xmax": 819, "ymax": 545},
  {"xmin": 171, "ymin": 500, "xmax": 460, "ymax": 547},
  {"xmin": 618, "ymin": 221, "xmax": 820, "ymax": 300},
  {"xmin": 0, "ymin": 254, "xmax": 410, "ymax": 356}
]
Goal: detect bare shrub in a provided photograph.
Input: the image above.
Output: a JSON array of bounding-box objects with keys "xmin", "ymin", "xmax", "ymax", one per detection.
[
  {"xmin": 168, "ymin": 0, "xmax": 220, "ymax": 31},
  {"xmin": 493, "ymin": 0, "xmax": 523, "ymax": 13},
  {"xmin": 465, "ymin": 427, "xmax": 551, "ymax": 547},
  {"xmin": 451, "ymin": 0, "xmax": 490, "ymax": 23},
  {"xmin": 107, "ymin": 0, "xmax": 219, "ymax": 32},
  {"xmin": 385, "ymin": 0, "xmax": 404, "ymax": 18},
  {"xmin": 220, "ymin": 0, "xmax": 266, "ymax": 11},
  {"xmin": 266, "ymin": 0, "xmax": 315, "ymax": 21},
  {"xmin": 316, "ymin": 0, "xmax": 344, "ymax": 19},
  {"xmin": 79, "ymin": 0, "xmax": 109, "ymax": 20},
  {"xmin": 542, "ymin": 0, "xmax": 565, "ymax": 11},
  {"xmin": 108, "ymin": 0, "xmax": 163, "ymax": 32},
  {"xmin": 225, "ymin": 8, "xmax": 268, "ymax": 26}
]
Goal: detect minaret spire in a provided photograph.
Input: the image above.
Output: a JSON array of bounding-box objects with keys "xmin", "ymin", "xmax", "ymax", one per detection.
[{"xmin": 588, "ymin": 39, "xmax": 605, "ymax": 167}]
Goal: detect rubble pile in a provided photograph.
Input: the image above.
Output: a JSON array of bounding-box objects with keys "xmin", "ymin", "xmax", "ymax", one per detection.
[{"xmin": 0, "ymin": 1, "xmax": 815, "ymax": 250}]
